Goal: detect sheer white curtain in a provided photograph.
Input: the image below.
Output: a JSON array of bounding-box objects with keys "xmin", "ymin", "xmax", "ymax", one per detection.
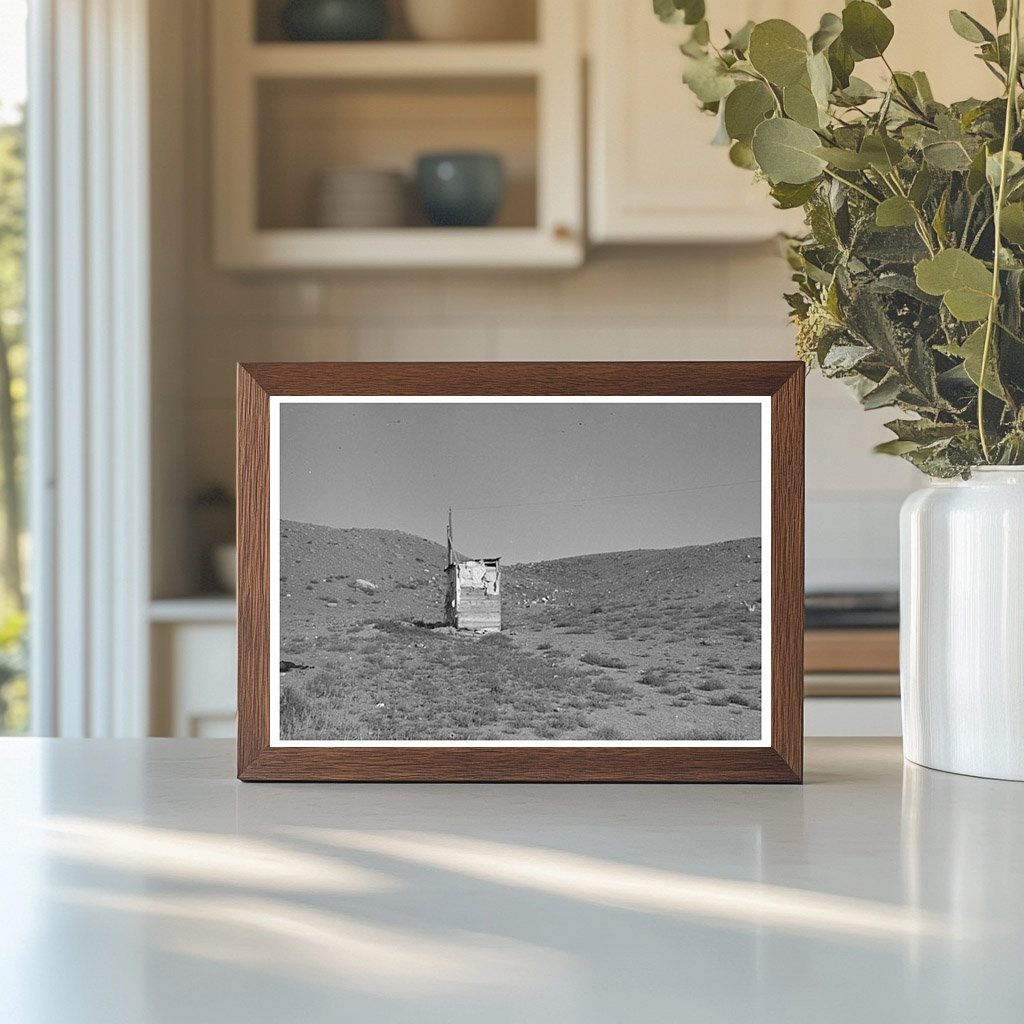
[{"xmin": 28, "ymin": 0, "xmax": 150, "ymax": 736}]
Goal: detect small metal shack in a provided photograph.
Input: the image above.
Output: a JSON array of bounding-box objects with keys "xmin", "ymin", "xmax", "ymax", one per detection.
[{"xmin": 445, "ymin": 510, "xmax": 501, "ymax": 632}]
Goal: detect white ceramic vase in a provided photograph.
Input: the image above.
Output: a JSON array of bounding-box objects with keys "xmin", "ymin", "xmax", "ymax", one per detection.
[{"xmin": 900, "ymin": 467, "xmax": 1024, "ymax": 780}]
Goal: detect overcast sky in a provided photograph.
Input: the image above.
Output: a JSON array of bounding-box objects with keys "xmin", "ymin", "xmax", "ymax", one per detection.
[{"xmin": 279, "ymin": 400, "xmax": 762, "ymax": 564}]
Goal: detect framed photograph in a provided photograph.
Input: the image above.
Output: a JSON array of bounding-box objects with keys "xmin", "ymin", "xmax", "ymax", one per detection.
[{"xmin": 237, "ymin": 362, "xmax": 804, "ymax": 782}]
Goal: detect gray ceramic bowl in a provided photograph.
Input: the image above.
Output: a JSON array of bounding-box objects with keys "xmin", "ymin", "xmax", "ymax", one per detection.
[
  {"xmin": 415, "ymin": 152, "xmax": 505, "ymax": 228},
  {"xmin": 280, "ymin": 0, "xmax": 388, "ymax": 42}
]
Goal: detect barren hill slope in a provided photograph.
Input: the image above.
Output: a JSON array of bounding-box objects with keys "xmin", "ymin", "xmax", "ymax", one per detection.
[{"xmin": 279, "ymin": 520, "xmax": 762, "ymax": 742}]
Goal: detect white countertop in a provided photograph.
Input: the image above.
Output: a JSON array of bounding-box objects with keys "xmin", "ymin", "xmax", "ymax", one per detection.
[{"xmin": 1, "ymin": 738, "xmax": 1020, "ymax": 1023}]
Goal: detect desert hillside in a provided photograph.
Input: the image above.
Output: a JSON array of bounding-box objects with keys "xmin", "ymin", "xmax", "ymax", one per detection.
[{"xmin": 279, "ymin": 520, "xmax": 763, "ymax": 742}]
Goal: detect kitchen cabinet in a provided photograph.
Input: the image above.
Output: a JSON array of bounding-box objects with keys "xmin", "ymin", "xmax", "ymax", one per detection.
[
  {"xmin": 211, "ymin": 0, "xmax": 583, "ymax": 269},
  {"xmin": 150, "ymin": 600, "xmax": 237, "ymax": 738},
  {"xmin": 587, "ymin": 0, "xmax": 998, "ymax": 244}
]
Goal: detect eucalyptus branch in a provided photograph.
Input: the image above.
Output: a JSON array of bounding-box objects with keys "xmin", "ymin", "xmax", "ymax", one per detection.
[
  {"xmin": 979, "ymin": 0, "xmax": 1021, "ymax": 462},
  {"xmin": 665, "ymin": 1, "xmax": 1024, "ymax": 473}
]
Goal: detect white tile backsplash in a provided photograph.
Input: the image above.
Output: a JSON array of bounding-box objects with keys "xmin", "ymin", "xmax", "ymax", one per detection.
[{"xmin": 181, "ymin": 251, "xmax": 916, "ymax": 593}]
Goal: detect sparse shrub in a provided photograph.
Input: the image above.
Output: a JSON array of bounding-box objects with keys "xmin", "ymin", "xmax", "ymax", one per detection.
[
  {"xmin": 728, "ymin": 692, "xmax": 759, "ymax": 709},
  {"xmin": 478, "ymin": 632, "xmax": 512, "ymax": 646},
  {"xmin": 638, "ymin": 668, "xmax": 674, "ymax": 687},
  {"xmin": 592, "ymin": 677, "xmax": 633, "ymax": 697},
  {"xmin": 581, "ymin": 653, "xmax": 628, "ymax": 670},
  {"xmin": 694, "ymin": 679, "xmax": 727, "ymax": 691}
]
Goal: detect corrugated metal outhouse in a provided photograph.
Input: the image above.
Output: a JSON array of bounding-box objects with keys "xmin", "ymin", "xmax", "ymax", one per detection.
[{"xmin": 444, "ymin": 510, "xmax": 501, "ymax": 632}]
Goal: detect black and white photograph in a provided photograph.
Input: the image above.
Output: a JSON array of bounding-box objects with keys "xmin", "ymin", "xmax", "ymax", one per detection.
[{"xmin": 271, "ymin": 397, "xmax": 770, "ymax": 746}]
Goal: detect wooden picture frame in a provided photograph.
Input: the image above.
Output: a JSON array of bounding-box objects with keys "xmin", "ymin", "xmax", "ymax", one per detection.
[{"xmin": 237, "ymin": 362, "xmax": 804, "ymax": 782}]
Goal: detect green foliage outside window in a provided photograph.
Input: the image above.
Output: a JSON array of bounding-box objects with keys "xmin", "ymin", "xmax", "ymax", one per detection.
[{"xmin": 0, "ymin": 110, "xmax": 27, "ymax": 733}]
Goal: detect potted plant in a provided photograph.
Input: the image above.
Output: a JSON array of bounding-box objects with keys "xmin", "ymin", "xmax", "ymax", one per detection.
[{"xmin": 658, "ymin": 0, "xmax": 1024, "ymax": 779}]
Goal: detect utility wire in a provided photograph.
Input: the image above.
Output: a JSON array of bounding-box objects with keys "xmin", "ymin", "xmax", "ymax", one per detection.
[{"xmin": 451, "ymin": 477, "xmax": 761, "ymax": 514}]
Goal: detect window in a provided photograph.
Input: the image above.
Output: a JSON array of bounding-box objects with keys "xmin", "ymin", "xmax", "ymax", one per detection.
[{"xmin": 0, "ymin": 0, "xmax": 28, "ymax": 734}]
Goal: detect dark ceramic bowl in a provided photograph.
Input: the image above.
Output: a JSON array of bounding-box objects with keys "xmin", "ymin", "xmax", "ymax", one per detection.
[
  {"xmin": 415, "ymin": 152, "xmax": 505, "ymax": 228},
  {"xmin": 281, "ymin": 0, "xmax": 388, "ymax": 42}
]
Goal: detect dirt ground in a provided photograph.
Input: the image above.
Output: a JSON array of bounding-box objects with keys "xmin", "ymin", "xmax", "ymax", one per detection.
[{"xmin": 278, "ymin": 520, "xmax": 763, "ymax": 742}]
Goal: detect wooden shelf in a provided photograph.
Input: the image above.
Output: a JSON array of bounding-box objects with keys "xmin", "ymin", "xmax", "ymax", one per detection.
[
  {"xmin": 212, "ymin": 0, "xmax": 583, "ymax": 269},
  {"xmin": 805, "ymin": 629, "xmax": 900, "ymax": 675},
  {"xmin": 249, "ymin": 42, "xmax": 544, "ymax": 79},
  {"xmin": 218, "ymin": 227, "xmax": 580, "ymax": 270}
]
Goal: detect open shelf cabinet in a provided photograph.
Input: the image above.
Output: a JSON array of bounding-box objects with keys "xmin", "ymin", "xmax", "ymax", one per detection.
[{"xmin": 212, "ymin": 0, "xmax": 583, "ymax": 269}]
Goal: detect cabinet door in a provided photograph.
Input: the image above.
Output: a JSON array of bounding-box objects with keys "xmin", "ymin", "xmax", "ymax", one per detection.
[
  {"xmin": 587, "ymin": 0, "xmax": 807, "ymax": 243},
  {"xmin": 587, "ymin": 0, "xmax": 996, "ymax": 244}
]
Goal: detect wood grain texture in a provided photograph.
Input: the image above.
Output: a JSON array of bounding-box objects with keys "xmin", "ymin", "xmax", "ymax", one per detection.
[
  {"xmin": 236, "ymin": 362, "xmax": 805, "ymax": 783},
  {"xmin": 236, "ymin": 365, "xmax": 270, "ymax": 778},
  {"xmin": 805, "ymin": 629, "xmax": 899, "ymax": 674},
  {"xmin": 770, "ymin": 366, "xmax": 804, "ymax": 783}
]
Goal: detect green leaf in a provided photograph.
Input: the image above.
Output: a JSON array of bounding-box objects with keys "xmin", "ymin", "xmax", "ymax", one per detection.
[
  {"xmin": 1000, "ymin": 203, "xmax": 1024, "ymax": 244},
  {"xmin": 862, "ymin": 375, "xmax": 903, "ymax": 409},
  {"xmin": 807, "ymin": 51, "xmax": 833, "ymax": 109},
  {"xmin": 913, "ymin": 71, "xmax": 935, "ymax": 104},
  {"xmin": 748, "ymin": 20, "xmax": 809, "ymax": 86},
  {"xmin": 986, "ymin": 150, "xmax": 1024, "ymax": 191},
  {"xmin": 909, "ymin": 164, "xmax": 933, "ymax": 205},
  {"xmin": 814, "ymin": 146, "xmax": 872, "ymax": 170},
  {"xmin": 860, "ymin": 133, "xmax": 904, "ymax": 173},
  {"xmin": 842, "ymin": 1, "xmax": 895, "ymax": 59},
  {"xmin": 751, "ymin": 118, "xmax": 828, "ymax": 184},
  {"xmin": 827, "ymin": 35, "xmax": 856, "ymax": 88},
  {"xmin": 724, "ymin": 20, "xmax": 755, "ymax": 53},
  {"xmin": 682, "ymin": 57, "xmax": 736, "ymax": 104},
  {"xmin": 884, "ymin": 418, "xmax": 964, "ymax": 443},
  {"xmin": 915, "ymin": 249, "xmax": 994, "ymax": 322},
  {"xmin": 837, "ymin": 76, "xmax": 879, "ymax": 104},
  {"xmin": 876, "ymin": 197, "xmax": 918, "ymax": 228},
  {"xmin": 810, "ymin": 12, "xmax": 843, "ymax": 54},
  {"xmin": 891, "ymin": 72, "xmax": 924, "ymax": 111},
  {"xmin": 932, "ymin": 190, "xmax": 950, "ymax": 247},
  {"xmin": 784, "ymin": 80, "xmax": 824, "ymax": 129},
  {"xmin": 875, "ymin": 439, "xmax": 922, "ymax": 455},
  {"xmin": 948, "ymin": 10, "xmax": 994, "ymax": 44},
  {"xmin": 967, "ymin": 144, "xmax": 991, "ymax": 193},
  {"xmin": 923, "ymin": 140, "xmax": 973, "ymax": 171},
  {"xmin": 653, "ymin": 0, "xmax": 705, "ymax": 26},
  {"xmin": 938, "ymin": 325, "xmax": 1006, "ymax": 398},
  {"xmin": 723, "ymin": 81, "xmax": 775, "ymax": 144},
  {"xmin": 729, "ymin": 140, "xmax": 757, "ymax": 170},
  {"xmin": 771, "ymin": 180, "xmax": 820, "ymax": 209}
]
